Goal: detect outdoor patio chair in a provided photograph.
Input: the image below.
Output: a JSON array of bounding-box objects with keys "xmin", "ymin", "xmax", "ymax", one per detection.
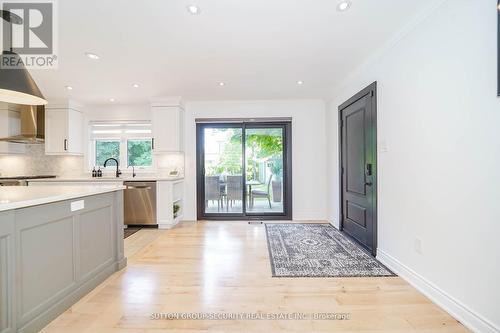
[
  {"xmin": 226, "ymin": 175, "xmax": 243, "ymax": 211},
  {"xmin": 205, "ymin": 176, "xmax": 222, "ymax": 211},
  {"xmin": 251, "ymin": 174, "xmax": 273, "ymax": 209}
]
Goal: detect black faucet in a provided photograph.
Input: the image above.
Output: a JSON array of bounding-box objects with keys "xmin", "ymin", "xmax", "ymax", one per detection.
[
  {"xmin": 128, "ymin": 165, "xmax": 136, "ymax": 178},
  {"xmin": 103, "ymin": 158, "xmax": 122, "ymax": 178}
]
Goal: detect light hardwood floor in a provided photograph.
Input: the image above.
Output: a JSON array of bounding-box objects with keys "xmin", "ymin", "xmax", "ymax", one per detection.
[{"xmin": 41, "ymin": 221, "xmax": 469, "ymax": 333}]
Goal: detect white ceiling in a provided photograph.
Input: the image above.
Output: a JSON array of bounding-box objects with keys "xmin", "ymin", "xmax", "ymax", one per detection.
[{"xmin": 29, "ymin": 0, "xmax": 439, "ymax": 104}]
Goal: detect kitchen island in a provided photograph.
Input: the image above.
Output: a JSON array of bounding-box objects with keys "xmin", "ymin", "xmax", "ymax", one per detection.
[{"xmin": 0, "ymin": 186, "xmax": 126, "ymax": 333}]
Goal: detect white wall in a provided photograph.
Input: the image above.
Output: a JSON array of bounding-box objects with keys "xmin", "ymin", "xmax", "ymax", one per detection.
[
  {"xmin": 84, "ymin": 104, "xmax": 151, "ymax": 122},
  {"xmin": 184, "ymin": 99, "xmax": 327, "ymax": 221},
  {"xmin": 326, "ymin": 1, "xmax": 499, "ymax": 331}
]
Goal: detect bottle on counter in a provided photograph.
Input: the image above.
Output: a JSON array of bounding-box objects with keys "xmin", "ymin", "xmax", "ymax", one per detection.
[
  {"xmin": 92, "ymin": 167, "xmax": 97, "ymax": 178},
  {"xmin": 97, "ymin": 167, "xmax": 102, "ymax": 177}
]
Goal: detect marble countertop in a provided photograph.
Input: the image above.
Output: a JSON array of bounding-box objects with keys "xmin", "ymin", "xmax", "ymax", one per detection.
[
  {"xmin": 27, "ymin": 175, "xmax": 184, "ymax": 182},
  {"xmin": 0, "ymin": 185, "xmax": 125, "ymax": 212}
]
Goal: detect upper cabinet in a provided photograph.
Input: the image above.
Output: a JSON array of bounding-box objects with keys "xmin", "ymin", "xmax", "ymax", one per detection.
[
  {"xmin": 0, "ymin": 104, "xmax": 25, "ymax": 155},
  {"xmin": 151, "ymin": 99, "xmax": 185, "ymax": 153},
  {"xmin": 45, "ymin": 101, "xmax": 84, "ymax": 155}
]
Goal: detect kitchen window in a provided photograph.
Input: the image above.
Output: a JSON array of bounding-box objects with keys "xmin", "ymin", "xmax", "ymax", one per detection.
[{"xmin": 89, "ymin": 121, "xmax": 153, "ymax": 170}]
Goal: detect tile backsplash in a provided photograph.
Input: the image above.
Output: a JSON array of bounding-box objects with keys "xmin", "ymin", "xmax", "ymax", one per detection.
[
  {"xmin": 0, "ymin": 145, "xmax": 84, "ymax": 177},
  {"xmin": 155, "ymin": 152, "xmax": 185, "ymax": 177}
]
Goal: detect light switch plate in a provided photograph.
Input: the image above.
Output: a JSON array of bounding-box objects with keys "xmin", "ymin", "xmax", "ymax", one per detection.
[
  {"xmin": 414, "ymin": 238, "xmax": 422, "ymax": 254},
  {"xmin": 380, "ymin": 140, "xmax": 388, "ymax": 153},
  {"xmin": 71, "ymin": 200, "xmax": 85, "ymax": 212}
]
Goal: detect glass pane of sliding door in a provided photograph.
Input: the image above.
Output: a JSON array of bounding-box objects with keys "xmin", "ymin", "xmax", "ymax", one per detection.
[
  {"xmin": 245, "ymin": 127, "xmax": 284, "ymax": 214},
  {"xmin": 203, "ymin": 126, "xmax": 243, "ymax": 214}
]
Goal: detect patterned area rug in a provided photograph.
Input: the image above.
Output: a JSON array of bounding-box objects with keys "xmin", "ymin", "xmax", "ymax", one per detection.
[{"xmin": 265, "ymin": 223, "xmax": 395, "ymax": 277}]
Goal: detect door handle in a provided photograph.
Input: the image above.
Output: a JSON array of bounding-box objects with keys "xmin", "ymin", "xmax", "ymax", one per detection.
[
  {"xmin": 152, "ymin": 138, "xmax": 155, "ymax": 150},
  {"xmin": 365, "ymin": 164, "xmax": 373, "ymax": 186},
  {"xmin": 64, "ymin": 139, "xmax": 68, "ymax": 151},
  {"xmin": 365, "ymin": 163, "xmax": 372, "ymax": 176}
]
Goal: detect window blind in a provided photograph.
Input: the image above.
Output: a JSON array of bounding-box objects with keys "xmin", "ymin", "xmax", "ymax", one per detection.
[{"xmin": 89, "ymin": 121, "xmax": 152, "ymax": 139}]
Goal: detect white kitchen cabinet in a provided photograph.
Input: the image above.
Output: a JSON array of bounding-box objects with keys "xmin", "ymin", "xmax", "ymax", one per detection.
[
  {"xmin": 45, "ymin": 102, "xmax": 84, "ymax": 155},
  {"xmin": 151, "ymin": 104, "xmax": 184, "ymax": 153},
  {"xmin": 156, "ymin": 180, "xmax": 184, "ymax": 229},
  {"xmin": 0, "ymin": 105, "xmax": 25, "ymax": 155}
]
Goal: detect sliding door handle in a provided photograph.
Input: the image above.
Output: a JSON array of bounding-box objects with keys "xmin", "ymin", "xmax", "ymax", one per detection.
[
  {"xmin": 365, "ymin": 181, "xmax": 373, "ymax": 186},
  {"xmin": 64, "ymin": 139, "xmax": 68, "ymax": 151}
]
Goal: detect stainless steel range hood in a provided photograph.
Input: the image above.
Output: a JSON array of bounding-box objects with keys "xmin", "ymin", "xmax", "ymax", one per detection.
[{"xmin": 0, "ymin": 105, "xmax": 45, "ymax": 144}]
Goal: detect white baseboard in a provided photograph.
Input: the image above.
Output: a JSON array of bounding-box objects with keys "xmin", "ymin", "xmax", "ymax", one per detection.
[
  {"xmin": 327, "ymin": 219, "xmax": 339, "ymax": 228},
  {"xmin": 377, "ymin": 249, "xmax": 499, "ymax": 333}
]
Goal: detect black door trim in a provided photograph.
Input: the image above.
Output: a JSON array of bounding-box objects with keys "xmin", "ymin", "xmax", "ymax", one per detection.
[
  {"xmin": 196, "ymin": 121, "xmax": 292, "ymax": 221},
  {"xmin": 338, "ymin": 81, "xmax": 378, "ymax": 256}
]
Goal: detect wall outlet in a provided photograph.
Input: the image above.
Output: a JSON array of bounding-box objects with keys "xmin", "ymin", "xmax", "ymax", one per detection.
[{"xmin": 414, "ymin": 238, "xmax": 423, "ymax": 254}]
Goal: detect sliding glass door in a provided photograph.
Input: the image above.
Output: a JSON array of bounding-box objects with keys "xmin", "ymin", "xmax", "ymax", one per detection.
[{"xmin": 197, "ymin": 121, "xmax": 291, "ymax": 220}]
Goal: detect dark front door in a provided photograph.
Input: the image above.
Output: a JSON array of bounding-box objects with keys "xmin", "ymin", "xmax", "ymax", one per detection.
[{"xmin": 339, "ymin": 82, "xmax": 377, "ymax": 255}]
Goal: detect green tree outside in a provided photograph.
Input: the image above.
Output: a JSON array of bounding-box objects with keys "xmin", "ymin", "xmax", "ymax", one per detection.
[
  {"xmin": 95, "ymin": 140, "xmax": 120, "ymax": 166},
  {"xmin": 95, "ymin": 139, "xmax": 153, "ymax": 167},
  {"xmin": 128, "ymin": 140, "xmax": 152, "ymax": 166}
]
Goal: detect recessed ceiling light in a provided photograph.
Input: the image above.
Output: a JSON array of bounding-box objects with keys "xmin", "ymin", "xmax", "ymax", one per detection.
[
  {"xmin": 337, "ymin": 1, "xmax": 352, "ymax": 12},
  {"xmin": 218, "ymin": 82, "xmax": 225, "ymax": 86},
  {"xmin": 132, "ymin": 83, "xmax": 140, "ymax": 88},
  {"xmin": 85, "ymin": 52, "xmax": 100, "ymax": 60},
  {"xmin": 187, "ymin": 5, "xmax": 200, "ymax": 15},
  {"xmin": 109, "ymin": 98, "xmax": 115, "ymax": 102},
  {"xmin": 297, "ymin": 80, "xmax": 304, "ymax": 85},
  {"xmin": 65, "ymin": 85, "xmax": 73, "ymax": 90}
]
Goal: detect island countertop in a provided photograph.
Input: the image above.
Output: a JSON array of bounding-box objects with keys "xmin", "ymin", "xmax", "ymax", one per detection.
[{"xmin": 0, "ymin": 185, "xmax": 125, "ymax": 212}]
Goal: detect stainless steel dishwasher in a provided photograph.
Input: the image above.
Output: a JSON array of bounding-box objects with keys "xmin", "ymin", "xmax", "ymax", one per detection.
[{"xmin": 124, "ymin": 181, "xmax": 157, "ymax": 226}]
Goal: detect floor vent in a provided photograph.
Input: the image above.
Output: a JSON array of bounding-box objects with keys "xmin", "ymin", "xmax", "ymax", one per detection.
[{"xmin": 248, "ymin": 221, "xmax": 263, "ymax": 225}]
